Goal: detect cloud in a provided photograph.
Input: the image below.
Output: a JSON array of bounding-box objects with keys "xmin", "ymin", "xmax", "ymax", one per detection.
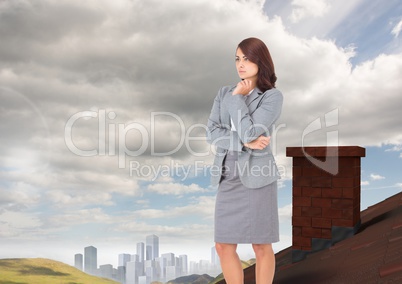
[
  {"xmin": 289, "ymin": 0, "xmax": 331, "ymax": 23},
  {"xmin": 0, "ymin": 211, "xmax": 42, "ymax": 237},
  {"xmin": 370, "ymin": 174, "xmax": 385, "ymax": 181},
  {"xmin": 385, "ymin": 145, "xmax": 402, "ymax": 152},
  {"xmin": 132, "ymin": 195, "xmax": 215, "ymax": 220},
  {"xmin": 46, "ymin": 190, "xmax": 115, "ymax": 208},
  {"xmin": 361, "ymin": 181, "xmax": 370, "ymax": 186},
  {"xmin": 147, "ymin": 183, "xmax": 208, "ymax": 195},
  {"xmin": 46, "ymin": 207, "xmax": 113, "ymax": 227},
  {"xmin": 391, "ymin": 19, "xmax": 402, "ymax": 38},
  {"xmin": 278, "ymin": 203, "xmax": 292, "ymax": 222}
]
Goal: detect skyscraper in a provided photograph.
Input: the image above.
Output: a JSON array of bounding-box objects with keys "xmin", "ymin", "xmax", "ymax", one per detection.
[
  {"xmin": 118, "ymin": 253, "xmax": 131, "ymax": 267},
  {"xmin": 137, "ymin": 242, "xmax": 145, "ymax": 262},
  {"xmin": 84, "ymin": 245, "xmax": 97, "ymax": 275},
  {"xmin": 74, "ymin": 253, "xmax": 83, "ymax": 271},
  {"xmin": 211, "ymin": 246, "xmax": 219, "ymax": 266},
  {"xmin": 179, "ymin": 255, "xmax": 188, "ymax": 276},
  {"xmin": 145, "ymin": 235, "xmax": 159, "ymax": 260}
]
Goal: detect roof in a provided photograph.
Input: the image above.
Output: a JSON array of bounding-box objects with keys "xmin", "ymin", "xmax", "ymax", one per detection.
[{"xmin": 272, "ymin": 191, "xmax": 402, "ymax": 283}]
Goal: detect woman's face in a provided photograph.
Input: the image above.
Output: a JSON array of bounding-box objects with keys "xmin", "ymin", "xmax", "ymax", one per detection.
[{"xmin": 235, "ymin": 48, "xmax": 259, "ymax": 82}]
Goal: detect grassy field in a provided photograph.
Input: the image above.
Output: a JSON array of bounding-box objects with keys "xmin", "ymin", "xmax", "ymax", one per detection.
[
  {"xmin": 209, "ymin": 259, "xmax": 253, "ymax": 284},
  {"xmin": 0, "ymin": 258, "xmax": 119, "ymax": 284}
]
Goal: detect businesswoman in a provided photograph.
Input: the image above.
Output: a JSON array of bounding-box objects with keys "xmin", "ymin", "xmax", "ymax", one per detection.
[{"xmin": 206, "ymin": 37, "xmax": 283, "ymax": 284}]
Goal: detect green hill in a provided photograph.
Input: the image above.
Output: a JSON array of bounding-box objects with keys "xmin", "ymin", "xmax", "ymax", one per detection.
[
  {"xmin": 0, "ymin": 258, "xmax": 119, "ymax": 284},
  {"xmin": 209, "ymin": 259, "xmax": 253, "ymax": 284},
  {"xmin": 167, "ymin": 274, "xmax": 214, "ymax": 284}
]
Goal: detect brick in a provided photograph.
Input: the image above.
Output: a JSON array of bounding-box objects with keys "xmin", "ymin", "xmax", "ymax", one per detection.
[
  {"xmin": 332, "ymin": 219, "xmax": 354, "ymax": 227},
  {"xmin": 293, "ymin": 166, "xmax": 302, "ymax": 177},
  {"xmin": 312, "ymin": 217, "xmax": 332, "ymax": 228},
  {"xmin": 302, "ymin": 167, "xmax": 322, "ymax": 177},
  {"xmin": 312, "ymin": 177, "xmax": 332, "ymax": 188},
  {"xmin": 322, "ymin": 188, "xmax": 342, "ymax": 198},
  {"xmin": 301, "ymin": 207, "xmax": 322, "ymax": 217},
  {"xmin": 286, "ymin": 146, "xmax": 365, "ymax": 158},
  {"xmin": 342, "ymin": 187, "xmax": 355, "ymax": 198},
  {"xmin": 321, "ymin": 229, "xmax": 332, "ymax": 239},
  {"xmin": 314, "ymin": 147, "xmax": 336, "ymax": 157},
  {"xmin": 337, "ymin": 146, "xmax": 365, "ymax": 157},
  {"xmin": 342, "ymin": 209, "xmax": 354, "ymax": 219},
  {"xmin": 293, "ymin": 206, "xmax": 302, "ymax": 217},
  {"xmin": 287, "ymin": 146, "xmax": 365, "ymax": 253},
  {"xmin": 302, "ymin": 227, "xmax": 322, "ymax": 238},
  {"xmin": 293, "ymin": 226, "xmax": 302, "ymax": 236},
  {"xmin": 354, "ymin": 176, "xmax": 361, "ymax": 187},
  {"xmin": 302, "ymin": 147, "xmax": 316, "ymax": 156},
  {"xmin": 293, "ymin": 236, "xmax": 311, "ymax": 247},
  {"xmin": 322, "ymin": 208, "xmax": 343, "ymax": 219},
  {"xmin": 339, "ymin": 157, "xmax": 360, "ymax": 168},
  {"xmin": 319, "ymin": 169, "xmax": 334, "ymax": 178},
  {"xmin": 336, "ymin": 166, "xmax": 359, "ymax": 177},
  {"xmin": 293, "ymin": 157, "xmax": 311, "ymax": 167},
  {"xmin": 333, "ymin": 177, "xmax": 355, "ymax": 188},
  {"xmin": 286, "ymin": 147, "xmax": 305, "ymax": 157},
  {"xmin": 353, "ymin": 191, "xmax": 360, "ymax": 205},
  {"xmin": 293, "ymin": 196, "xmax": 311, "ymax": 207},
  {"xmin": 292, "ymin": 216, "xmax": 312, "ymax": 227},
  {"xmin": 312, "ymin": 198, "xmax": 332, "ymax": 208},
  {"xmin": 293, "ymin": 187, "xmax": 302, "ymax": 197},
  {"xmin": 302, "ymin": 187, "xmax": 322, "ymax": 197},
  {"xmin": 332, "ymin": 199, "xmax": 354, "ymax": 209},
  {"xmin": 294, "ymin": 176, "xmax": 311, "ymax": 187},
  {"xmin": 353, "ymin": 214, "xmax": 361, "ymax": 224}
]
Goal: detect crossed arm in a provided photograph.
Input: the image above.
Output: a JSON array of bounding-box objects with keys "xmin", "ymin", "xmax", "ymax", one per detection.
[{"xmin": 206, "ymin": 84, "xmax": 283, "ymax": 151}]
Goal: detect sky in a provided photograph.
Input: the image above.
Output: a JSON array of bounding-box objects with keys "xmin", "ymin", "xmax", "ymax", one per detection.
[{"xmin": 0, "ymin": 0, "xmax": 402, "ymax": 269}]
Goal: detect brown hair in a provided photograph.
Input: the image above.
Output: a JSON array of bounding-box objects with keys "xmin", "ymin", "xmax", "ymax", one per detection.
[{"xmin": 237, "ymin": 37, "xmax": 277, "ymax": 92}]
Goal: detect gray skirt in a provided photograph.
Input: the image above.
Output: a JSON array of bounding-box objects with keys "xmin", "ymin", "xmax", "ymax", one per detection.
[{"xmin": 214, "ymin": 151, "xmax": 280, "ymax": 244}]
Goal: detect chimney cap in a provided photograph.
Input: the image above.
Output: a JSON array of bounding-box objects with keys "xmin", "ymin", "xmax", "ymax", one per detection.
[{"xmin": 286, "ymin": 146, "xmax": 365, "ymax": 158}]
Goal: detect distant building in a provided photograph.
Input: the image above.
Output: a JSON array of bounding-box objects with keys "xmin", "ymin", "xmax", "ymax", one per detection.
[
  {"xmin": 155, "ymin": 256, "xmax": 166, "ymax": 280},
  {"xmin": 131, "ymin": 254, "xmax": 139, "ymax": 262},
  {"xmin": 137, "ymin": 242, "xmax": 145, "ymax": 262},
  {"xmin": 179, "ymin": 255, "xmax": 188, "ymax": 276},
  {"xmin": 162, "ymin": 253, "xmax": 175, "ymax": 266},
  {"xmin": 74, "ymin": 253, "xmax": 83, "ymax": 271},
  {"xmin": 126, "ymin": 260, "xmax": 144, "ymax": 284},
  {"xmin": 145, "ymin": 260, "xmax": 158, "ymax": 280},
  {"xmin": 77, "ymin": 235, "xmax": 219, "ymax": 283},
  {"xmin": 145, "ymin": 235, "xmax": 159, "ymax": 260},
  {"xmin": 166, "ymin": 265, "xmax": 179, "ymax": 281},
  {"xmin": 199, "ymin": 260, "xmax": 210, "ymax": 272},
  {"xmin": 119, "ymin": 253, "xmax": 131, "ymax": 267},
  {"xmin": 211, "ymin": 246, "xmax": 220, "ymax": 265},
  {"xmin": 116, "ymin": 266, "xmax": 126, "ymax": 283},
  {"xmin": 99, "ymin": 264, "xmax": 113, "ymax": 279},
  {"xmin": 189, "ymin": 261, "xmax": 199, "ymax": 274},
  {"xmin": 138, "ymin": 275, "xmax": 149, "ymax": 284},
  {"xmin": 84, "ymin": 246, "xmax": 97, "ymax": 275}
]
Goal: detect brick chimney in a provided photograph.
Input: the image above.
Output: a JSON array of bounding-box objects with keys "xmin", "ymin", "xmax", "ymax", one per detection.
[{"xmin": 286, "ymin": 146, "xmax": 365, "ymax": 262}]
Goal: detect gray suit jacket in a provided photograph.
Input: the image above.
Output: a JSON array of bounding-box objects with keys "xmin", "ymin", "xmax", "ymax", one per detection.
[{"xmin": 206, "ymin": 85, "xmax": 283, "ymax": 188}]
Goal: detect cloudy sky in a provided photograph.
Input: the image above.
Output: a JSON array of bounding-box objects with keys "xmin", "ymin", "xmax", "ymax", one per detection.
[{"xmin": 1, "ymin": 0, "xmax": 402, "ymax": 268}]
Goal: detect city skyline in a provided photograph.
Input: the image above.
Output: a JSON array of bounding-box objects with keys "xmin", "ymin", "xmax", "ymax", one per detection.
[
  {"xmin": 0, "ymin": 0, "xmax": 401, "ymax": 267},
  {"xmin": 74, "ymin": 234, "xmax": 220, "ymax": 283}
]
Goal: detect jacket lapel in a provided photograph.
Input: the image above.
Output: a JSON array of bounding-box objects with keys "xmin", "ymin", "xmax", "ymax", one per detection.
[{"xmin": 246, "ymin": 87, "xmax": 263, "ymax": 111}]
